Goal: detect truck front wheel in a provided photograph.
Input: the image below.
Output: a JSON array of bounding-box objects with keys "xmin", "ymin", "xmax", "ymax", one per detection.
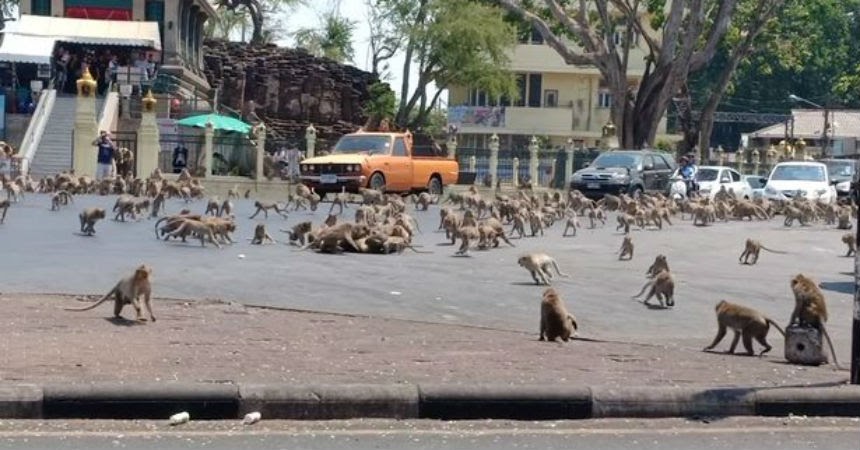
[
  {"xmin": 428, "ymin": 175, "xmax": 443, "ymax": 196},
  {"xmin": 369, "ymin": 172, "xmax": 386, "ymax": 191}
]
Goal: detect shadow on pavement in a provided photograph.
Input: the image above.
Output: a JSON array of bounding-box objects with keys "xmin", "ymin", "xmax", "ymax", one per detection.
[{"xmin": 819, "ymin": 281, "xmax": 854, "ymax": 295}]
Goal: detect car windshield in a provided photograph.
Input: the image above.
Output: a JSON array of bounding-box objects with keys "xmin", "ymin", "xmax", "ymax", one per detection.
[
  {"xmin": 770, "ymin": 165, "xmax": 826, "ymax": 182},
  {"xmin": 590, "ymin": 153, "xmax": 641, "ymax": 169},
  {"xmin": 744, "ymin": 176, "xmax": 765, "ymax": 189},
  {"xmin": 333, "ymin": 136, "xmax": 391, "ymax": 155},
  {"xmin": 695, "ymin": 168, "xmax": 719, "ymax": 182},
  {"xmin": 824, "ymin": 161, "xmax": 855, "ymax": 178}
]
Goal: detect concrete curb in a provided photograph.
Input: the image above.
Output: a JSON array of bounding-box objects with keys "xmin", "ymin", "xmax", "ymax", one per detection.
[{"xmin": 0, "ymin": 383, "xmax": 858, "ymax": 420}]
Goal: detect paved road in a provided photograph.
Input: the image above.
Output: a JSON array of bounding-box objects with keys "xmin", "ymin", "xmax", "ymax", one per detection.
[
  {"xmin": 0, "ymin": 418, "xmax": 855, "ymax": 449},
  {"xmin": 0, "ymin": 194, "xmax": 855, "ymax": 350}
]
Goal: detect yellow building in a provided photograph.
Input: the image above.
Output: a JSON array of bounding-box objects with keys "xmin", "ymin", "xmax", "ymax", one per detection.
[{"xmin": 447, "ymin": 27, "xmax": 670, "ymax": 150}]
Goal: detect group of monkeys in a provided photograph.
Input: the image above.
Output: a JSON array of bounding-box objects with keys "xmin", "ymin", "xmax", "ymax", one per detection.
[{"xmin": 0, "ymin": 168, "xmax": 853, "ymax": 370}]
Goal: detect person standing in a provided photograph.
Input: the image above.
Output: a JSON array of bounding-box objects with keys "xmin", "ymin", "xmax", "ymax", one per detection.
[
  {"xmin": 172, "ymin": 142, "xmax": 189, "ymax": 174},
  {"xmin": 92, "ymin": 131, "xmax": 116, "ymax": 180}
]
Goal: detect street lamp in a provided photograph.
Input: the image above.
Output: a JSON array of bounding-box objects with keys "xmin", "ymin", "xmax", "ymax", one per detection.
[{"xmin": 788, "ymin": 94, "xmax": 831, "ymax": 158}]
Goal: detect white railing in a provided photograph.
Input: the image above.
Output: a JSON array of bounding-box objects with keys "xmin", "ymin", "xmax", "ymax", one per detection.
[
  {"xmin": 18, "ymin": 89, "xmax": 57, "ymax": 176},
  {"xmin": 98, "ymin": 90, "xmax": 119, "ymax": 133}
]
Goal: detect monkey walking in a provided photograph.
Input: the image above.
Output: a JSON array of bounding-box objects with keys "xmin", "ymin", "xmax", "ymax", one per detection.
[
  {"xmin": 539, "ymin": 287, "xmax": 578, "ymax": 342},
  {"xmin": 618, "ymin": 235, "xmax": 634, "ymax": 260},
  {"xmin": 632, "ymin": 270, "xmax": 675, "ymax": 308},
  {"xmin": 50, "ymin": 190, "xmax": 74, "ymax": 211},
  {"xmin": 704, "ymin": 300, "xmax": 785, "ymax": 356},
  {"xmin": 250, "ymin": 223, "xmax": 277, "ymax": 245},
  {"xmin": 645, "ymin": 255, "xmax": 669, "ymax": 278},
  {"xmin": 738, "ymin": 238, "xmax": 786, "ymax": 265},
  {"xmin": 518, "ymin": 253, "xmax": 571, "ymax": 285},
  {"xmin": 249, "ymin": 201, "xmax": 289, "ymax": 219},
  {"xmin": 789, "ymin": 274, "xmax": 842, "ymax": 369},
  {"xmin": 78, "ymin": 207, "xmax": 106, "ymax": 236},
  {"xmin": 65, "ymin": 264, "xmax": 155, "ymax": 322},
  {"xmin": 842, "ymin": 233, "xmax": 856, "ymax": 257},
  {"xmin": 561, "ymin": 216, "xmax": 579, "ymax": 237}
]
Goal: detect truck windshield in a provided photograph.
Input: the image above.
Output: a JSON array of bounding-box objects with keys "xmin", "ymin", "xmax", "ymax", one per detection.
[{"xmin": 334, "ymin": 136, "xmax": 391, "ymax": 155}]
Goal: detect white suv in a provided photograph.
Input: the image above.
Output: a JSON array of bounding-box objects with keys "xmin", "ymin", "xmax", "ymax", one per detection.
[{"xmin": 762, "ymin": 161, "xmax": 837, "ymax": 204}]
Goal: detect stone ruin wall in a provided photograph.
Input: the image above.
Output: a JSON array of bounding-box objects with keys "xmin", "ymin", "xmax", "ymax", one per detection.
[{"xmin": 202, "ymin": 39, "xmax": 381, "ymax": 151}]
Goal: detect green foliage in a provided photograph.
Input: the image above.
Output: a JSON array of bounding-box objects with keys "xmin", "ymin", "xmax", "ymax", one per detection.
[
  {"xmin": 294, "ymin": 11, "xmax": 357, "ymax": 63},
  {"xmin": 364, "ymin": 82, "xmax": 398, "ymax": 119},
  {"xmin": 213, "ymin": 0, "xmax": 302, "ymax": 44}
]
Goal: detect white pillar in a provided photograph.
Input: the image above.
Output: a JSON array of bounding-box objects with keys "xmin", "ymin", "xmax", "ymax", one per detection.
[
  {"xmin": 564, "ymin": 139, "xmax": 574, "ymax": 188},
  {"xmin": 488, "ymin": 133, "xmax": 499, "ymax": 186},
  {"xmin": 73, "ymin": 69, "xmax": 99, "ymax": 178},
  {"xmin": 512, "ymin": 157, "xmax": 520, "ymax": 187},
  {"xmin": 254, "ymin": 123, "xmax": 267, "ymax": 181},
  {"xmin": 204, "ymin": 120, "xmax": 214, "ymax": 177},
  {"xmin": 528, "ymin": 136, "xmax": 539, "ymax": 186},
  {"xmin": 136, "ymin": 91, "xmax": 160, "ymax": 178},
  {"xmin": 305, "ymin": 123, "xmax": 317, "ymax": 158}
]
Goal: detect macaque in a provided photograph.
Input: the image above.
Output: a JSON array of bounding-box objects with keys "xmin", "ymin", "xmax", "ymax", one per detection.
[
  {"xmin": 65, "ymin": 264, "xmax": 155, "ymax": 322},
  {"xmin": 79, "ymin": 207, "xmax": 106, "ymax": 236}
]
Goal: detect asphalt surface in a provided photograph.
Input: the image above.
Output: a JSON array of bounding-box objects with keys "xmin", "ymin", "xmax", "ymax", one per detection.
[
  {"xmin": 0, "ymin": 418, "xmax": 855, "ymax": 450},
  {"xmin": 0, "ymin": 194, "xmax": 855, "ymax": 352}
]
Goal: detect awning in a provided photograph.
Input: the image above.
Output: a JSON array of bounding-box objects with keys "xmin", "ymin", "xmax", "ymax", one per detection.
[
  {"xmin": 11, "ymin": 14, "xmax": 161, "ymax": 51},
  {"xmin": 0, "ymin": 33, "xmax": 57, "ymax": 64}
]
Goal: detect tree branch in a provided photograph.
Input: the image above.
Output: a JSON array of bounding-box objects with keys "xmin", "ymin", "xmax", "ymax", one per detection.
[{"xmin": 689, "ymin": 0, "xmax": 738, "ymax": 71}]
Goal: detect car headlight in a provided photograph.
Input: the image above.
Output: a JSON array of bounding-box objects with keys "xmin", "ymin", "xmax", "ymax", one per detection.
[
  {"xmin": 308, "ymin": 164, "xmax": 315, "ymax": 172},
  {"xmin": 765, "ymin": 186, "xmax": 777, "ymax": 195}
]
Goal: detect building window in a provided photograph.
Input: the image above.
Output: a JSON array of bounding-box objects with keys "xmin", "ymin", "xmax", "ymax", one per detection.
[
  {"xmin": 530, "ymin": 26, "xmax": 544, "ymax": 45},
  {"xmin": 145, "ymin": 0, "xmax": 165, "ymax": 60},
  {"xmin": 598, "ymin": 90, "xmax": 613, "ymax": 108},
  {"xmin": 518, "ymin": 24, "xmax": 544, "ymax": 44},
  {"xmin": 612, "ymin": 28, "xmax": 639, "ymax": 47},
  {"xmin": 528, "ymin": 73, "xmax": 542, "ymax": 108},
  {"xmin": 32, "ymin": 0, "xmax": 51, "ymax": 16},
  {"xmin": 515, "ymin": 74, "xmax": 526, "ymax": 107},
  {"xmin": 544, "ymin": 89, "xmax": 558, "ymax": 108}
]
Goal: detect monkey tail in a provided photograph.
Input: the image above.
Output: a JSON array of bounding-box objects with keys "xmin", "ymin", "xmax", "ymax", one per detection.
[
  {"xmin": 631, "ymin": 280, "xmax": 653, "ymax": 299},
  {"xmin": 765, "ymin": 318, "xmax": 786, "ymax": 338},
  {"xmin": 64, "ymin": 291, "xmax": 113, "ymax": 311},
  {"xmin": 819, "ymin": 325, "xmax": 843, "ymax": 370},
  {"xmin": 760, "ymin": 246, "xmax": 787, "ymax": 254},
  {"xmin": 153, "ymin": 217, "xmax": 169, "ymax": 238},
  {"xmin": 550, "ymin": 260, "xmax": 571, "ymax": 278}
]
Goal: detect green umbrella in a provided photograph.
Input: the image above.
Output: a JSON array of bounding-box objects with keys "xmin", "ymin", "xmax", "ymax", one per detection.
[{"xmin": 177, "ymin": 113, "xmax": 252, "ymax": 134}]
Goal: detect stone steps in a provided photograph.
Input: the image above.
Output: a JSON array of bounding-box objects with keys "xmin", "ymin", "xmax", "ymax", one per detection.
[{"xmin": 29, "ymin": 95, "xmax": 104, "ymax": 178}]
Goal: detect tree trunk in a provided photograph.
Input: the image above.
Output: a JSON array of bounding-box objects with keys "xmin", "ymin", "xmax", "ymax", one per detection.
[{"xmin": 248, "ymin": 3, "xmax": 264, "ymax": 46}]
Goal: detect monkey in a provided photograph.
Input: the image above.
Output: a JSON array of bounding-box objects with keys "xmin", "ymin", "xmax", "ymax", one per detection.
[
  {"xmin": 65, "ymin": 264, "xmax": 155, "ymax": 322},
  {"xmin": 298, "ymin": 222, "xmax": 369, "ymax": 254},
  {"xmin": 0, "ymin": 198, "xmax": 8, "ymax": 224},
  {"xmin": 632, "ymin": 270, "xmax": 675, "ymax": 308},
  {"xmin": 244, "ymin": 189, "xmax": 252, "ymax": 199},
  {"xmin": 453, "ymin": 225, "xmax": 481, "ymax": 256},
  {"xmin": 50, "ymin": 190, "xmax": 74, "ymax": 211},
  {"xmin": 438, "ymin": 207, "xmax": 453, "ymax": 231},
  {"xmin": 205, "ymin": 197, "xmax": 221, "ymax": 216},
  {"xmin": 842, "ymin": 233, "xmax": 856, "ymax": 257},
  {"xmin": 738, "ymin": 238, "xmax": 787, "ymax": 265},
  {"xmin": 281, "ymin": 220, "xmax": 314, "ymax": 246},
  {"xmin": 112, "ymin": 195, "xmax": 137, "ymax": 222},
  {"xmin": 693, "ymin": 205, "xmax": 716, "ymax": 226},
  {"xmin": 249, "ymin": 201, "xmax": 289, "ymax": 219},
  {"xmin": 616, "ymin": 213, "xmax": 634, "ymax": 234},
  {"xmin": 645, "ymin": 254, "xmax": 669, "ymax": 278},
  {"xmin": 517, "ymin": 253, "xmax": 571, "ymax": 285},
  {"xmin": 250, "ymin": 223, "xmax": 276, "ymax": 245},
  {"xmin": 4, "ymin": 181, "xmax": 22, "ymax": 203},
  {"xmin": 381, "ymin": 235, "xmax": 432, "ymax": 254},
  {"xmin": 618, "ymin": 235, "xmax": 634, "ymax": 261},
  {"xmin": 305, "ymin": 187, "xmax": 322, "ymax": 211},
  {"xmin": 539, "ymin": 287, "xmax": 578, "ymax": 342},
  {"xmin": 227, "ymin": 184, "xmax": 240, "ymax": 200},
  {"xmin": 323, "ymin": 213, "xmax": 338, "ymax": 228},
  {"xmin": 783, "ymin": 205, "xmax": 809, "ymax": 227},
  {"xmin": 219, "ymin": 199, "xmax": 234, "ymax": 218},
  {"xmin": 329, "ymin": 187, "xmax": 351, "ymax": 215},
  {"xmin": 78, "ymin": 207, "xmax": 106, "ymax": 236},
  {"xmin": 528, "ymin": 211, "xmax": 545, "ymax": 237},
  {"xmin": 586, "ymin": 207, "xmax": 606, "ymax": 228},
  {"xmin": 149, "ymin": 192, "xmax": 166, "ymax": 218},
  {"xmin": 154, "ymin": 213, "xmax": 201, "ymax": 240},
  {"xmin": 170, "ymin": 219, "xmax": 223, "ymax": 248},
  {"xmin": 358, "ymin": 187, "xmax": 384, "ymax": 205},
  {"xmin": 836, "ymin": 207, "xmax": 853, "ymax": 230},
  {"xmin": 562, "ymin": 216, "xmax": 580, "ymax": 237},
  {"xmin": 413, "ymin": 192, "xmax": 436, "ymax": 211},
  {"xmin": 703, "ymin": 300, "xmax": 785, "ymax": 356},
  {"xmin": 508, "ymin": 213, "xmax": 527, "ymax": 239},
  {"xmin": 788, "ymin": 273, "xmax": 841, "ymax": 368}
]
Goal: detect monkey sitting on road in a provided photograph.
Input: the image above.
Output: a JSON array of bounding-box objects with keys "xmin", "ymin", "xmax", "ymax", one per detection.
[
  {"xmin": 842, "ymin": 233, "xmax": 856, "ymax": 257},
  {"xmin": 632, "ymin": 270, "xmax": 675, "ymax": 308},
  {"xmin": 518, "ymin": 253, "xmax": 571, "ymax": 285},
  {"xmin": 250, "ymin": 223, "xmax": 277, "ymax": 245},
  {"xmin": 249, "ymin": 201, "xmax": 289, "ymax": 219},
  {"xmin": 789, "ymin": 273, "xmax": 841, "ymax": 368},
  {"xmin": 281, "ymin": 221, "xmax": 314, "ymax": 246},
  {"xmin": 65, "ymin": 264, "xmax": 155, "ymax": 322},
  {"xmin": 738, "ymin": 238, "xmax": 786, "ymax": 265},
  {"xmin": 618, "ymin": 235, "xmax": 634, "ymax": 261},
  {"xmin": 703, "ymin": 300, "xmax": 785, "ymax": 356},
  {"xmin": 79, "ymin": 207, "xmax": 106, "ymax": 236},
  {"xmin": 539, "ymin": 287, "xmax": 578, "ymax": 342}
]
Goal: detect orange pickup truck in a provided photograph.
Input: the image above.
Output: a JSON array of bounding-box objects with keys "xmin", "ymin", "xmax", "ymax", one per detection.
[{"xmin": 299, "ymin": 131, "xmax": 459, "ymax": 195}]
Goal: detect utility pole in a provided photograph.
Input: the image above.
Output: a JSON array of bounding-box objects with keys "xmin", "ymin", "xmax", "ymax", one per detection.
[
  {"xmin": 822, "ymin": 106, "xmax": 830, "ymax": 159},
  {"xmin": 854, "ymin": 177, "xmax": 860, "ymax": 384}
]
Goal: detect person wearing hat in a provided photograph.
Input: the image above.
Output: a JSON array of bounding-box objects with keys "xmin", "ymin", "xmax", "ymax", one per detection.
[{"xmin": 678, "ymin": 155, "xmax": 698, "ymax": 197}]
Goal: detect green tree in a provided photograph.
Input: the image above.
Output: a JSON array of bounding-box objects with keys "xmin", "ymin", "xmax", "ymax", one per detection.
[
  {"xmin": 294, "ymin": 11, "xmax": 357, "ymax": 63},
  {"xmin": 364, "ymin": 81, "xmax": 398, "ymax": 120},
  {"xmin": 205, "ymin": 8, "xmax": 251, "ymax": 41},
  {"xmin": 375, "ymin": 0, "xmax": 519, "ymax": 129},
  {"xmin": 213, "ymin": 0, "xmax": 302, "ymax": 45},
  {"xmin": 496, "ymin": 0, "xmax": 755, "ymax": 149}
]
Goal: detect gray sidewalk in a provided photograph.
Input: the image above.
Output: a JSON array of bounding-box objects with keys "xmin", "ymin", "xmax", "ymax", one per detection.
[{"xmin": 0, "ymin": 294, "xmax": 857, "ymax": 420}]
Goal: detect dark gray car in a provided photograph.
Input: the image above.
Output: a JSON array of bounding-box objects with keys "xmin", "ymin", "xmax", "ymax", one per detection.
[{"xmin": 570, "ymin": 150, "xmax": 677, "ymax": 199}]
